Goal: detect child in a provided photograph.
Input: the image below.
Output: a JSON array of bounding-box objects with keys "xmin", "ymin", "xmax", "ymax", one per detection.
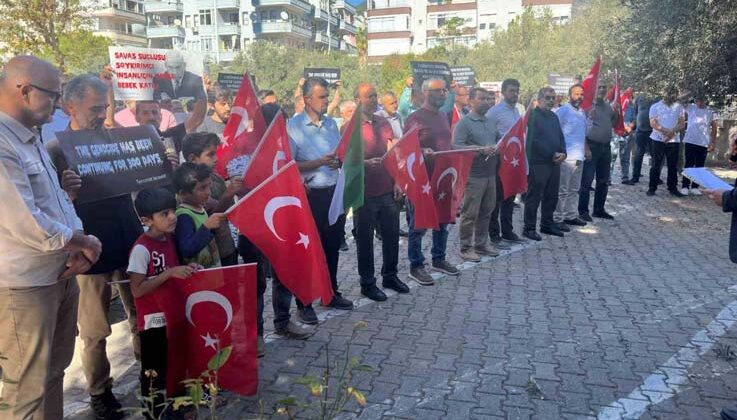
[
  {"xmin": 172, "ymin": 162, "xmax": 226, "ymax": 268},
  {"xmin": 181, "ymin": 132, "xmax": 243, "ymax": 266},
  {"xmin": 127, "ymin": 187, "xmax": 199, "ymax": 419}
]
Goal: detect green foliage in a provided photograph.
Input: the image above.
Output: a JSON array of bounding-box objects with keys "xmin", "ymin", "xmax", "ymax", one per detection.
[{"xmin": 39, "ymin": 31, "xmax": 112, "ymax": 77}]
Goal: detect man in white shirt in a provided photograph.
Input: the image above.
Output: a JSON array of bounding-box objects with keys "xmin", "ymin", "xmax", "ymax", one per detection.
[
  {"xmin": 554, "ymin": 84, "xmax": 590, "ymax": 229},
  {"xmin": 681, "ymin": 93, "xmax": 717, "ymax": 195},
  {"xmin": 647, "ymin": 86, "xmax": 685, "ymax": 197}
]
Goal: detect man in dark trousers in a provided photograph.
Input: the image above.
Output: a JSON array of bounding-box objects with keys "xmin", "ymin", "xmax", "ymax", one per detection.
[{"xmin": 523, "ymin": 87, "xmax": 567, "ymax": 241}]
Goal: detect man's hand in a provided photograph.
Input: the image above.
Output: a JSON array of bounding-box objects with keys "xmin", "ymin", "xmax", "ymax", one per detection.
[
  {"xmin": 320, "ymin": 153, "xmax": 340, "ymax": 169},
  {"xmin": 406, "ymin": 76, "xmax": 414, "ymax": 88},
  {"xmin": 100, "ymin": 65, "xmax": 114, "ymax": 88},
  {"xmin": 708, "ymin": 143, "xmax": 715, "ymax": 153},
  {"xmin": 333, "ymin": 80, "xmax": 343, "ymax": 89},
  {"xmin": 203, "ymin": 74, "xmax": 212, "ymax": 91},
  {"xmin": 480, "ymin": 145, "xmax": 497, "ymax": 156},
  {"xmin": 553, "ymin": 152, "xmax": 566, "ymax": 164},
  {"xmin": 80, "ymin": 234, "xmax": 102, "ymax": 265},
  {"xmin": 365, "ymin": 157, "xmax": 383, "ymax": 167},
  {"xmin": 204, "ymin": 213, "xmax": 226, "ymax": 230},
  {"xmin": 58, "ymin": 251, "xmax": 93, "ymax": 279},
  {"xmin": 298, "ymin": 77, "xmax": 306, "ymax": 88},
  {"xmin": 61, "ymin": 169, "xmax": 82, "ymax": 200},
  {"xmin": 393, "ymin": 184, "xmax": 404, "ymax": 201},
  {"xmin": 705, "ymin": 189, "xmax": 726, "ymax": 207}
]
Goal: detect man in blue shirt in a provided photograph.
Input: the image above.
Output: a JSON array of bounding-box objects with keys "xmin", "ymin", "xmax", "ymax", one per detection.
[
  {"xmin": 288, "ymin": 77, "xmax": 354, "ymax": 324},
  {"xmin": 630, "ymin": 87, "xmax": 658, "ymax": 184}
]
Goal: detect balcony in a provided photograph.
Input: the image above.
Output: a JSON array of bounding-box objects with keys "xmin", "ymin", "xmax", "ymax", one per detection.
[
  {"xmin": 314, "ymin": 32, "xmax": 340, "ymax": 49},
  {"xmin": 197, "ymin": 0, "xmax": 240, "ymax": 8},
  {"xmin": 146, "ymin": 25, "xmax": 185, "ymax": 38},
  {"xmin": 95, "ymin": 30, "xmax": 148, "ymax": 46},
  {"xmin": 333, "ymin": 0, "xmax": 356, "ymax": 14},
  {"xmin": 337, "ymin": 19, "xmax": 356, "ymax": 34},
  {"xmin": 254, "ymin": 0, "xmax": 313, "ymax": 15},
  {"xmin": 144, "ymin": 1, "xmax": 183, "ymax": 14},
  {"xmin": 313, "ymin": 8, "xmax": 338, "ymax": 26},
  {"xmin": 256, "ymin": 21, "xmax": 312, "ymax": 38},
  {"xmin": 371, "ymin": 0, "xmax": 409, "ymax": 8},
  {"xmin": 218, "ymin": 50, "xmax": 241, "ymax": 61},
  {"xmin": 94, "ymin": 7, "xmax": 146, "ymax": 24},
  {"xmin": 218, "ymin": 23, "xmax": 241, "ymax": 35}
]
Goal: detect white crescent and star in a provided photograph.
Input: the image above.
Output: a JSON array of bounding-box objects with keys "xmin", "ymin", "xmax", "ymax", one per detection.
[
  {"xmin": 185, "ymin": 291, "xmax": 234, "ymax": 350},
  {"xmin": 504, "ymin": 136, "xmax": 523, "ymax": 167},
  {"xmin": 230, "ymin": 106, "xmax": 252, "ymax": 139},
  {"xmin": 422, "ymin": 182, "xmax": 431, "ymax": 195},
  {"xmin": 436, "ymin": 167, "xmax": 458, "ymax": 189},
  {"xmin": 263, "ymin": 196, "xmax": 310, "ymax": 248},
  {"xmin": 272, "ymin": 150, "xmax": 286, "ymax": 174},
  {"xmin": 407, "ymin": 153, "xmax": 417, "ymax": 182}
]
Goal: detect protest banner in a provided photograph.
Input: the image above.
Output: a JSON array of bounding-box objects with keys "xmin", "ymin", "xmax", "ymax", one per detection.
[
  {"xmin": 56, "ymin": 125, "xmax": 173, "ymax": 204},
  {"xmin": 218, "ymin": 72, "xmax": 258, "ymax": 92},
  {"xmin": 450, "ymin": 66, "xmax": 476, "ymax": 87},
  {"xmin": 410, "ymin": 61, "xmax": 452, "ymax": 90},
  {"xmin": 303, "ymin": 68, "xmax": 341, "ymax": 87},
  {"xmin": 547, "ymin": 73, "xmax": 577, "ymax": 96},
  {"xmin": 109, "ymin": 46, "xmax": 205, "ymax": 101},
  {"xmin": 479, "ymin": 81, "xmax": 503, "ymax": 93}
]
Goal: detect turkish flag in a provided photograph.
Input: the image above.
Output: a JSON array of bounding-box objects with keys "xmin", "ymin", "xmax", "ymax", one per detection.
[
  {"xmin": 612, "ymin": 72, "xmax": 625, "ymax": 136},
  {"xmin": 497, "ymin": 107, "xmax": 531, "ymax": 200},
  {"xmin": 383, "ymin": 127, "xmax": 439, "ymax": 230},
  {"xmin": 429, "ymin": 149, "xmax": 476, "ymax": 224},
  {"xmin": 242, "ymin": 113, "xmax": 292, "ymax": 190},
  {"xmin": 156, "ymin": 264, "xmax": 258, "ymax": 396},
  {"xmin": 621, "ymin": 87, "xmax": 634, "ymax": 117},
  {"xmin": 450, "ymin": 106, "xmax": 461, "ymax": 140},
  {"xmin": 217, "ymin": 73, "xmax": 267, "ymax": 178},
  {"xmin": 226, "ymin": 161, "xmax": 333, "ymax": 305},
  {"xmin": 581, "ymin": 56, "xmax": 601, "ymax": 111}
]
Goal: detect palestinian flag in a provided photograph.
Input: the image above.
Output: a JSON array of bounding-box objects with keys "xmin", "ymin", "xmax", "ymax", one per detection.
[{"xmin": 328, "ymin": 110, "xmax": 364, "ymax": 225}]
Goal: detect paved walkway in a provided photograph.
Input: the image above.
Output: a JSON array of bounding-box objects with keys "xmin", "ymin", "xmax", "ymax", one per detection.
[{"xmin": 65, "ymin": 167, "xmax": 737, "ymax": 419}]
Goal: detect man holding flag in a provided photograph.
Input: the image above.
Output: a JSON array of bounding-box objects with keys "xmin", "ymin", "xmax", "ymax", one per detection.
[
  {"xmin": 453, "ymin": 87, "xmax": 500, "ymax": 262},
  {"xmin": 350, "ymin": 83, "xmax": 410, "ymax": 301},
  {"xmin": 288, "ymin": 77, "xmax": 353, "ymax": 325}
]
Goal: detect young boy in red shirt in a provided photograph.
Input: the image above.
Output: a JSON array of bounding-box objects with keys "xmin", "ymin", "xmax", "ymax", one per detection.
[{"xmin": 127, "ymin": 187, "xmax": 199, "ymax": 419}]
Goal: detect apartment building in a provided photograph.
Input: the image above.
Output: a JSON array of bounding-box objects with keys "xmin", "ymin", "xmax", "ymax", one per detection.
[
  {"xmin": 92, "ymin": 0, "xmax": 148, "ymax": 47},
  {"xmin": 366, "ymin": 0, "xmax": 572, "ymax": 61}
]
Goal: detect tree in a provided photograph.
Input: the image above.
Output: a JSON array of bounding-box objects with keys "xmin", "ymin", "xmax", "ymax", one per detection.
[
  {"xmin": 0, "ymin": 0, "xmax": 91, "ymax": 74},
  {"xmin": 39, "ymin": 31, "xmax": 112, "ymax": 76}
]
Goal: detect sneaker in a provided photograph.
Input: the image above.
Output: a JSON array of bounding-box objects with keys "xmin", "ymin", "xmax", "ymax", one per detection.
[
  {"xmin": 622, "ymin": 179, "xmax": 635, "ymax": 185},
  {"xmin": 490, "ymin": 237, "xmax": 512, "ymax": 250},
  {"xmin": 475, "ymin": 245, "xmax": 500, "ymax": 257},
  {"xmin": 669, "ymin": 189, "xmax": 686, "ymax": 198},
  {"xmin": 274, "ymin": 321, "xmax": 314, "ymax": 340},
  {"xmin": 460, "ymin": 249, "xmax": 481, "ymax": 262},
  {"xmin": 680, "ymin": 187, "xmax": 690, "ymax": 196},
  {"xmin": 257, "ymin": 336, "xmax": 265, "ymax": 357},
  {"xmin": 564, "ymin": 218, "xmax": 587, "ymax": 226},
  {"xmin": 646, "ymin": 189, "xmax": 656, "ymax": 196},
  {"xmin": 579, "ymin": 213, "xmax": 593, "ymax": 222},
  {"xmin": 690, "ymin": 188, "xmax": 702, "ymax": 196},
  {"xmin": 557, "ymin": 222, "xmax": 571, "ymax": 233},
  {"xmin": 327, "ymin": 294, "xmax": 354, "ymax": 310},
  {"xmin": 90, "ymin": 388, "xmax": 124, "ymax": 420},
  {"xmin": 361, "ymin": 284, "xmax": 388, "ymax": 301},
  {"xmin": 398, "ymin": 228, "xmax": 409, "ymax": 237},
  {"xmin": 298, "ymin": 306, "xmax": 318, "ymax": 325},
  {"xmin": 409, "ymin": 266, "xmax": 434, "ymax": 286},
  {"xmin": 431, "ymin": 259, "xmax": 460, "ymax": 276},
  {"xmin": 501, "ymin": 232, "xmax": 526, "ymax": 244},
  {"xmin": 339, "ymin": 238, "xmax": 349, "ymax": 252},
  {"xmin": 523, "ymin": 230, "xmax": 542, "ymax": 241},
  {"xmin": 592, "ymin": 211, "xmax": 614, "ymax": 220},
  {"xmin": 382, "ymin": 275, "xmax": 410, "ymax": 293}
]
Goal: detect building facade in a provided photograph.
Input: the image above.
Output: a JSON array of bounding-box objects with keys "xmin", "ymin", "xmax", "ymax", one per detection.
[
  {"xmin": 366, "ymin": 0, "xmax": 572, "ymax": 62},
  {"xmin": 92, "ymin": 0, "xmax": 148, "ymax": 47}
]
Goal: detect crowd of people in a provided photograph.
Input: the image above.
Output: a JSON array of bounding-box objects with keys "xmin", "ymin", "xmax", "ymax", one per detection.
[{"xmin": 0, "ymin": 53, "xmax": 724, "ymax": 420}]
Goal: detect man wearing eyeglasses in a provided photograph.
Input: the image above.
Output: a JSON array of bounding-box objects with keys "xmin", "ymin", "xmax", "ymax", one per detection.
[
  {"xmin": 403, "ymin": 78, "xmax": 460, "ymax": 286},
  {"xmin": 0, "ymin": 55, "xmax": 102, "ymax": 419},
  {"xmin": 578, "ymin": 82, "xmax": 618, "ymax": 221},
  {"xmin": 523, "ymin": 86, "xmax": 567, "ymax": 241}
]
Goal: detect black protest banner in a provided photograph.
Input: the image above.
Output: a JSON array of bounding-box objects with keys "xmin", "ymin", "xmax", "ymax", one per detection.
[
  {"xmin": 57, "ymin": 125, "xmax": 173, "ymax": 204},
  {"xmin": 304, "ymin": 68, "xmax": 341, "ymax": 87},
  {"xmin": 547, "ymin": 73, "xmax": 577, "ymax": 96},
  {"xmin": 410, "ymin": 61, "xmax": 452, "ymax": 90},
  {"xmin": 451, "ymin": 66, "xmax": 476, "ymax": 87},
  {"xmin": 218, "ymin": 72, "xmax": 258, "ymax": 92}
]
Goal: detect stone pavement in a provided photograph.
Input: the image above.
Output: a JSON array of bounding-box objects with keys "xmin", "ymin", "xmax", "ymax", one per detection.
[{"xmin": 65, "ymin": 166, "xmax": 737, "ymax": 419}]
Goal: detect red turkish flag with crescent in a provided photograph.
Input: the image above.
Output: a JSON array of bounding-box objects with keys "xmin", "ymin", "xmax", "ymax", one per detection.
[
  {"xmin": 581, "ymin": 56, "xmax": 601, "ymax": 111},
  {"xmin": 382, "ymin": 127, "xmax": 439, "ymax": 230},
  {"xmin": 498, "ymin": 107, "xmax": 531, "ymax": 200},
  {"xmin": 156, "ymin": 264, "xmax": 258, "ymax": 396},
  {"xmin": 450, "ymin": 106, "xmax": 462, "ymax": 140},
  {"xmin": 429, "ymin": 150, "xmax": 476, "ymax": 224},
  {"xmin": 217, "ymin": 74, "xmax": 267, "ymax": 178},
  {"xmin": 227, "ymin": 161, "xmax": 333, "ymax": 305},
  {"xmin": 242, "ymin": 113, "xmax": 292, "ymax": 189}
]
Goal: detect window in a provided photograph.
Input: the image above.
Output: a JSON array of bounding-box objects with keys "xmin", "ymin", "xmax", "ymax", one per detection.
[
  {"xmin": 368, "ymin": 16, "xmax": 402, "ymax": 32},
  {"xmin": 199, "ymin": 9, "xmax": 212, "ymax": 25},
  {"xmin": 479, "ymin": 23, "xmax": 485, "ymax": 29},
  {"xmin": 201, "ymin": 37, "xmax": 213, "ymax": 51},
  {"xmin": 184, "ymin": 15, "xmax": 192, "ymax": 27}
]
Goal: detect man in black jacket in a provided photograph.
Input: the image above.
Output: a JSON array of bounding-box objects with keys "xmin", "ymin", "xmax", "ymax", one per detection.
[{"xmin": 523, "ymin": 87, "xmax": 567, "ymax": 241}]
